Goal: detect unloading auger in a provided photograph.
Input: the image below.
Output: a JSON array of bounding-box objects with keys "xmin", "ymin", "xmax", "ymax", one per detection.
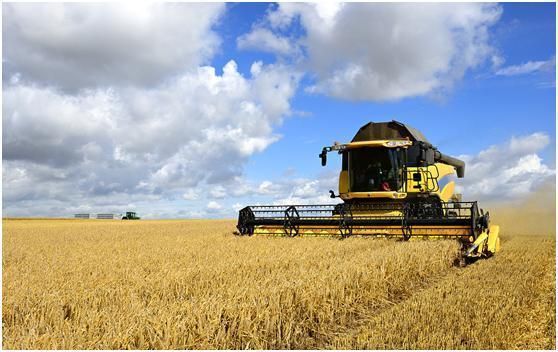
[{"xmin": 236, "ymin": 121, "xmax": 500, "ymax": 260}]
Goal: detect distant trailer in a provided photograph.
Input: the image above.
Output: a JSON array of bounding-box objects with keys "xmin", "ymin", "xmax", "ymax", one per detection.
[
  {"xmin": 96, "ymin": 214, "xmax": 115, "ymax": 220},
  {"xmin": 74, "ymin": 214, "xmax": 90, "ymax": 219}
]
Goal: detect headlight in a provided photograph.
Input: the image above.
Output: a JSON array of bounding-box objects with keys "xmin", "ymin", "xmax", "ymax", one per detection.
[{"xmin": 384, "ymin": 140, "xmax": 412, "ymax": 148}]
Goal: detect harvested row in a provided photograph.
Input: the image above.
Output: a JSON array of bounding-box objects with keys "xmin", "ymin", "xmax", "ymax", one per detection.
[
  {"xmin": 3, "ymin": 219, "xmax": 459, "ymax": 349},
  {"xmin": 331, "ymin": 235, "xmax": 556, "ymax": 349}
]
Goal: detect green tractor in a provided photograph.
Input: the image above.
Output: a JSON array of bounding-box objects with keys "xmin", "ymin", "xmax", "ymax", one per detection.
[{"xmin": 122, "ymin": 211, "xmax": 140, "ymax": 220}]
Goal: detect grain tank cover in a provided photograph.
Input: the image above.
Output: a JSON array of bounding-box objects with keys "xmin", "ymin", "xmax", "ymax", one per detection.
[{"xmin": 351, "ymin": 120, "xmax": 429, "ymax": 143}]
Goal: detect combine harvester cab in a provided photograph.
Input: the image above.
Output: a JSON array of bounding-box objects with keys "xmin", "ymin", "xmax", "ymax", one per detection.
[{"xmin": 237, "ymin": 121, "xmax": 500, "ymax": 261}]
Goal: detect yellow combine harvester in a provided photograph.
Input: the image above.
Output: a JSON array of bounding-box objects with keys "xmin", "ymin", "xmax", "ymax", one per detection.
[{"xmin": 236, "ymin": 121, "xmax": 500, "ymax": 261}]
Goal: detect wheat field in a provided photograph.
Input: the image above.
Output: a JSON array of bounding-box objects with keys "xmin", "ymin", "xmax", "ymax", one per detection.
[{"xmin": 2, "ymin": 215, "xmax": 556, "ymax": 349}]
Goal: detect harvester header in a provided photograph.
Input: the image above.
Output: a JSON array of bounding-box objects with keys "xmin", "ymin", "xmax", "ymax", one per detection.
[{"xmin": 237, "ymin": 120, "xmax": 500, "ymax": 261}]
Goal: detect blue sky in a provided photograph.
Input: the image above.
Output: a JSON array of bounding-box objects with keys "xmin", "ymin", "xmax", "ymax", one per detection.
[
  {"xmin": 223, "ymin": 2, "xmax": 556, "ymax": 179},
  {"xmin": 2, "ymin": 2, "xmax": 556, "ymax": 218}
]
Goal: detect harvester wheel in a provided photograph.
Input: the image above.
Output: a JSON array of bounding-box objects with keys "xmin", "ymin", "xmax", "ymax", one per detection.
[
  {"xmin": 284, "ymin": 206, "xmax": 300, "ymax": 237},
  {"xmin": 332, "ymin": 203, "xmax": 344, "ymax": 216},
  {"xmin": 237, "ymin": 207, "xmax": 255, "ymax": 236}
]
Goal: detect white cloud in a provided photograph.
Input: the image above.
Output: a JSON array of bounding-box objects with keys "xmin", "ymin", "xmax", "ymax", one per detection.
[
  {"xmin": 182, "ymin": 189, "xmax": 199, "ymax": 201},
  {"xmin": 291, "ymin": 180, "xmax": 320, "ymax": 198},
  {"xmin": 490, "ymin": 55, "xmax": 505, "ymax": 69},
  {"xmin": 2, "ymin": 159, "xmax": 165, "ymax": 217},
  {"xmin": 272, "ymin": 194, "xmax": 338, "ymax": 206},
  {"xmin": 3, "ymin": 85, "xmax": 115, "ymax": 167},
  {"xmin": 275, "ymin": 173, "xmax": 339, "ymax": 205},
  {"xmin": 229, "ymin": 173, "xmax": 339, "ymax": 206},
  {"xmin": 456, "ymin": 133, "xmax": 555, "ymax": 200},
  {"xmin": 508, "ymin": 132, "xmax": 550, "ymax": 154},
  {"xmin": 237, "ymin": 28, "xmax": 294, "ymax": 55},
  {"xmin": 244, "ymin": 3, "xmax": 502, "ymax": 101},
  {"xmin": 207, "ymin": 201, "xmax": 222, "ymax": 211},
  {"xmin": 209, "ymin": 186, "xmax": 227, "ymax": 199},
  {"xmin": 3, "ymin": 60, "xmax": 300, "ymax": 216},
  {"xmin": 257, "ymin": 180, "xmax": 282, "ymax": 195},
  {"xmin": 2, "ymin": 3, "xmax": 224, "ymax": 90},
  {"xmin": 198, "ymin": 174, "xmax": 338, "ymax": 210},
  {"xmin": 495, "ymin": 58, "xmax": 555, "ymax": 76},
  {"xmin": 2, "ymin": 3, "xmax": 306, "ymax": 218}
]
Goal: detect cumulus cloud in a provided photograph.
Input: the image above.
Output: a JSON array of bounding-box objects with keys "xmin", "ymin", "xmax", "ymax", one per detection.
[
  {"xmin": 495, "ymin": 57, "xmax": 555, "ymax": 76},
  {"xmin": 240, "ymin": 3, "xmax": 502, "ymax": 101},
  {"xmin": 272, "ymin": 172, "xmax": 341, "ymax": 205},
  {"xmin": 237, "ymin": 28, "xmax": 294, "ymax": 55},
  {"xmin": 2, "ymin": 3, "xmax": 224, "ymax": 90},
  {"xmin": 4, "ymin": 2, "xmax": 548, "ymax": 221},
  {"xmin": 3, "ymin": 86, "xmax": 118, "ymax": 167},
  {"xmin": 224, "ymin": 172, "xmax": 339, "ymax": 206},
  {"xmin": 456, "ymin": 133, "xmax": 555, "ymax": 200},
  {"xmin": 207, "ymin": 201, "xmax": 222, "ymax": 211},
  {"xmin": 209, "ymin": 186, "xmax": 227, "ymax": 199},
  {"xmin": 182, "ymin": 189, "xmax": 199, "ymax": 201},
  {"xmin": 2, "ymin": 159, "xmax": 164, "ymax": 217},
  {"xmin": 3, "ymin": 60, "xmax": 299, "ymax": 216}
]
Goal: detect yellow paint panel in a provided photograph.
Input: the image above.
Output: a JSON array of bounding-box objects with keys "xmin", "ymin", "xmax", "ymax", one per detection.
[
  {"xmin": 487, "ymin": 225, "xmax": 500, "ymax": 253},
  {"xmin": 253, "ymin": 225, "xmax": 472, "ymax": 238},
  {"xmin": 439, "ymin": 181, "xmax": 455, "ymax": 202},
  {"xmin": 342, "ymin": 191, "xmax": 407, "ymax": 200},
  {"xmin": 339, "ymin": 170, "xmax": 349, "ymax": 194},
  {"xmin": 344, "ymin": 140, "xmax": 412, "ymax": 149}
]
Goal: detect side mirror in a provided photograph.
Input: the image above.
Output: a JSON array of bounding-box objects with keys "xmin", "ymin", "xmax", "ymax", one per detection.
[{"xmin": 319, "ymin": 148, "xmax": 327, "ymax": 166}]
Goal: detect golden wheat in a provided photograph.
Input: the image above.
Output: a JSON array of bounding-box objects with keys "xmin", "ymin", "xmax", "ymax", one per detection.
[
  {"xmin": 331, "ymin": 235, "xmax": 555, "ymax": 349},
  {"xmin": 2, "ymin": 218, "xmax": 555, "ymax": 349}
]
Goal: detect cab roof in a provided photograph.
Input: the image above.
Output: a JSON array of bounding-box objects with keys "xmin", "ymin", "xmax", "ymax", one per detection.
[{"xmin": 351, "ymin": 120, "xmax": 429, "ymax": 143}]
